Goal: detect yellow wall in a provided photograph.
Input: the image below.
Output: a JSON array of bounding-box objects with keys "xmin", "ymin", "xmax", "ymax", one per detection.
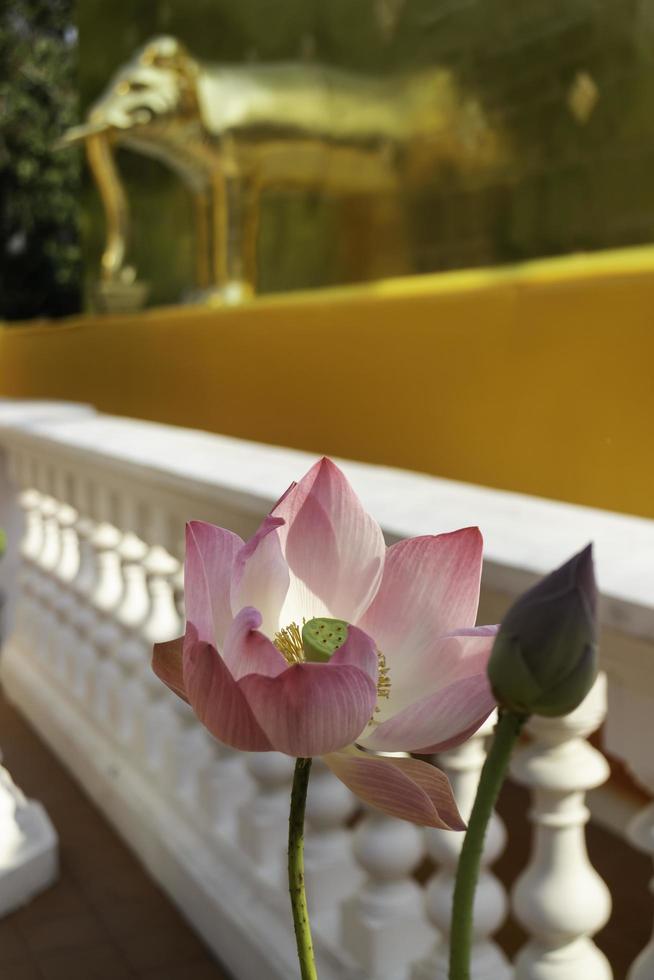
[{"xmin": 1, "ymin": 246, "xmax": 653, "ymax": 519}]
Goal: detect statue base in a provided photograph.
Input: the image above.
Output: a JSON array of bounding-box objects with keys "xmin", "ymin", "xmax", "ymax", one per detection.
[
  {"xmin": 0, "ymin": 765, "xmax": 58, "ymax": 916},
  {"xmin": 184, "ymin": 281, "xmax": 255, "ymax": 307},
  {"xmin": 93, "ymin": 280, "xmax": 150, "ymax": 315}
]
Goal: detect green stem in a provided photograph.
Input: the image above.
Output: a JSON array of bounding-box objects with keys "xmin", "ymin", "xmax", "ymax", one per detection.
[
  {"xmin": 449, "ymin": 710, "xmax": 526, "ymax": 980},
  {"xmin": 288, "ymin": 757, "xmax": 318, "ymax": 980}
]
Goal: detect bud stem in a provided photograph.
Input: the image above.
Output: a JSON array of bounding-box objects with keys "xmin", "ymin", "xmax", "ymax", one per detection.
[
  {"xmin": 288, "ymin": 757, "xmax": 318, "ymax": 980},
  {"xmin": 449, "ymin": 710, "xmax": 526, "ymax": 980}
]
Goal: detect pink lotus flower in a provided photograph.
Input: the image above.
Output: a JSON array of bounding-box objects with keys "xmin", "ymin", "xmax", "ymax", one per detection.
[{"xmin": 153, "ymin": 459, "xmax": 497, "ymax": 828}]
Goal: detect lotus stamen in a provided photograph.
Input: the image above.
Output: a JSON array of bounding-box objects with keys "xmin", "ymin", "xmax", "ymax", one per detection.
[
  {"xmin": 274, "ymin": 621, "xmax": 305, "ymax": 664},
  {"xmin": 376, "ymin": 649, "xmax": 391, "ymax": 704}
]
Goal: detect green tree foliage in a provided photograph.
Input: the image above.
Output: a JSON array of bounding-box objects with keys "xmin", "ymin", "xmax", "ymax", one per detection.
[{"xmin": 0, "ymin": 0, "xmax": 80, "ymax": 320}]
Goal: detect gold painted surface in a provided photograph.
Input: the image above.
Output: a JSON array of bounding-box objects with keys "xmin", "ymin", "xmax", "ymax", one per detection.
[
  {"xmin": 73, "ymin": 1, "xmax": 654, "ymax": 310},
  {"xmin": 62, "ymin": 36, "xmax": 504, "ymax": 306},
  {"xmin": 1, "ymin": 245, "xmax": 653, "ymax": 520}
]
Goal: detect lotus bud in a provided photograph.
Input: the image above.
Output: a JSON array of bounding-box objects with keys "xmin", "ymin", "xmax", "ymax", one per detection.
[{"xmin": 488, "ymin": 544, "xmax": 598, "ymax": 717}]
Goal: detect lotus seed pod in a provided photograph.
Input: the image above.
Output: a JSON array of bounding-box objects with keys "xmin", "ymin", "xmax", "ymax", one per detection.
[{"xmin": 302, "ymin": 618, "xmax": 349, "ymax": 663}]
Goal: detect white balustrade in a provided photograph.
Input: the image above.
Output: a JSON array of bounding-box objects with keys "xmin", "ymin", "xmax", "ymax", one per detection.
[
  {"xmin": 66, "ymin": 478, "xmax": 100, "ymax": 700},
  {"xmin": 0, "ymin": 756, "xmax": 58, "ymax": 916},
  {"xmin": 49, "ymin": 472, "xmax": 80, "ymax": 681},
  {"xmin": 171, "ymin": 504, "xmax": 256, "ymax": 833},
  {"xmin": 304, "ymin": 758, "xmax": 363, "ymax": 937},
  {"xmin": 628, "ymin": 802, "xmax": 654, "ymax": 979},
  {"xmin": 603, "ymin": 677, "xmax": 654, "ymax": 980},
  {"xmin": 195, "ymin": 738, "xmax": 255, "ymax": 838},
  {"xmin": 139, "ymin": 542, "xmax": 184, "ymax": 779},
  {"xmin": 0, "ymin": 402, "xmax": 652, "ymax": 979},
  {"xmin": 510, "ymin": 673, "xmax": 612, "ymax": 980},
  {"xmin": 412, "ymin": 713, "xmax": 511, "ymax": 980},
  {"xmin": 109, "ymin": 530, "xmax": 150, "ymax": 742},
  {"xmin": 342, "ymin": 795, "xmax": 432, "ymax": 978},
  {"xmin": 14, "ymin": 482, "xmax": 43, "ymax": 650},
  {"xmin": 91, "ymin": 531, "xmax": 125, "ymax": 727},
  {"xmin": 33, "ymin": 463, "xmax": 62, "ymax": 666},
  {"xmin": 238, "ymin": 751, "xmax": 295, "ymax": 881},
  {"xmin": 24, "ymin": 474, "xmax": 51, "ymax": 659},
  {"xmin": 0, "ymin": 437, "xmax": 63, "ymax": 915}
]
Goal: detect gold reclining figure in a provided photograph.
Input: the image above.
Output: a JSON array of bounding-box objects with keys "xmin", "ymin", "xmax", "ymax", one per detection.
[{"xmin": 61, "ymin": 36, "xmax": 503, "ymax": 304}]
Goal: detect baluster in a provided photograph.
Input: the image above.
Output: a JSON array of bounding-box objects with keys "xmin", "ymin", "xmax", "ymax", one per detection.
[
  {"xmin": 628, "ymin": 801, "xmax": 654, "ymax": 979},
  {"xmin": 195, "ymin": 738, "xmax": 254, "ymax": 839},
  {"xmin": 164, "ymin": 510, "xmax": 254, "ymax": 822},
  {"xmin": 133, "ymin": 503, "xmax": 185, "ymax": 780},
  {"xmin": 147, "ymin": 514, "xmax": 203, "ymax": 804},
  {"xmin": 33, "ymin": 461, "xmax": 65, "ymax": 667},
  {"xmin": 171, "ymin": 549, "xmax": 253, "ymax": 833},
  {"xmin": 13, "ymin": 452, "xmax": 45, "ymax": 651},
  {"xmin": 303, "ymin": 759, "xmax": 362, "ymax": 937},
  {"xmin": 172, "ymin": 722, "xmax": 216, "ymax": 812},
  {"xmin": 412, "ymin": 714, "xmax": 511, "ymax": 980},
  {"xmin": 101, "ymin": 491, "xmax": 156, "ymax": 752},
  {"xmin": 238, "ymin": 752, "xmax": 295, "ymax": 881},
  {"xmin": 159, "ymin": 684, "xmax": 212, "ymax": 810},
  {"xmin": 66, "ymin": 474, "xmax": 100, "ymax": 702},
  {"xmin": 109, "ymin": 525, "xmax": 150, "ymax": 745},
  {"xmin": 38, "ymin": 464, "xmax": 75, "ymax": 677},
  {"xmin": 122, "ymin": 505, "xmax": 183, "ymax": 787},
  {"xmin": 0, "ymin": 453, "xmax": 59, "ymax": 910},
  {"xmin": 342, "ymin": 779, "xmax": 432, "ymax": 979},
  {"xmin": 0, "ymin": 753, "xmax": 58, "ymax": 915},
  {"xmin": 50, "ymin": 469, "xmax": 80, "ymax": 680},
  {"xmin": 171, "ymin": 554, "xmax": 253, "ymax": 836},
  {"xmin": 138, "ymin": 546, "xmax": 181, "ymax": 768},
  {"xmin": 87, "ymin": 484, "xmax": 124, "ymax": 725},
  {"xmin": 164, "ymin": 560, "xmax": 254, "ymax": 834},
  {"xmin": 510, "ymin": 673, "xmax": 612, "ymax": 980}
]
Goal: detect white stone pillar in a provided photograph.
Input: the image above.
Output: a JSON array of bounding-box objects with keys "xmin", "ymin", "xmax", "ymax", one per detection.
[
  {"xmin": 412, "ymin": 714, "xmax": 511, "ymax": 980},
  {"xmin": 139, "ymin": 542, "xmax": 184, "ymax": 777},
  {"xmin": 603, "ymin": 678, "xmax": 654, "ymax": 980},
  {"xmin": 0, "ymin": 759, "xmax": 58, "ymax": 916},
  {"xmin": 0, "ymin": 450, "xmax": 59, "ymax": 914},
  {"xmin": 49, "ymin": 472, "xmax": 80, "ymax": 682},
  {"xmin": 303, "ymin": 758, "xmax": 362, "ymax": 938},
  {"xmin": 14, "ymin": 478, "xmax": 44, "ymax": 652},
  {"xmin": 64, "ymin": 472, "xmax": 104, "ymax": 705},
  {"xmin": 195, "ymin": 738, "xmax": 254, "ymax": 839},
  {"xmin": 628, "ymin": 801, "xmax": 654, "ymax": 979},
  {"xmin": 31, "ymin": 462, "xmax": 63, "ymax": 668},
  {"xmin": 85, "ymin": 484, "xmax": 125, "ymax": 727},
  {"xmin": 510, "ymin": 673, "xmax": 612, "ymax": 980},
  {"xmin": 341, "ymin": 791, "xmax": 432, "ymax": 979},
  {"xmin": 105, "ymin": 491, "xmax": 156, "ymax": 752},
  {"xmin": 154, "ymin": 503, "xmax": 253, "ymax": 836},
  {"xmin": 109, "ymin": 530, "xmax": 150, "ymax": 744},
  {"xmin": 238, "ymin": 751, "xmax": 295, "ymax": 881}
]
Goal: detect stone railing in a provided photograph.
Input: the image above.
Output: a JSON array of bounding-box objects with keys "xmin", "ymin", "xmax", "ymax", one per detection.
[{"xmin": 0, "ymin": 400, "xmax": 652, "ymax": 980}]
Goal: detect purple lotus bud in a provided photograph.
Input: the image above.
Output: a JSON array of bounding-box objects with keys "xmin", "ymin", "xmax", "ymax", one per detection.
[{"xmin": 488, "ymin": 545, "xmax": 598, "ymax": 717}]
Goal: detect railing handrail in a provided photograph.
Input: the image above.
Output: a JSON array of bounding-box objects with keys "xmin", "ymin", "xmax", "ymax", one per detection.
[{"xmin": 1, "ymin": 400, "xmax": 652, "ymax": 642}]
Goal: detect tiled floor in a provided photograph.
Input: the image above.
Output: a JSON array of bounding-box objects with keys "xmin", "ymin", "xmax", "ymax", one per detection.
[{"xmin": 0, "ymin": 688, "xmax": 231, "ymax": 980}]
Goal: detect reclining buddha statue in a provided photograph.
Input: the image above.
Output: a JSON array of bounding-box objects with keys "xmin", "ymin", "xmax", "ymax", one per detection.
[{"xmin": 62, "ymin": 36, "xmax": 503, "ymax": 305}]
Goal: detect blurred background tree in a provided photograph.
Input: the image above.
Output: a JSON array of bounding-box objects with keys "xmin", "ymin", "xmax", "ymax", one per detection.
[{"xmin": 0, "ymin": 0, "xmax": 80, "ymax": 320}]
